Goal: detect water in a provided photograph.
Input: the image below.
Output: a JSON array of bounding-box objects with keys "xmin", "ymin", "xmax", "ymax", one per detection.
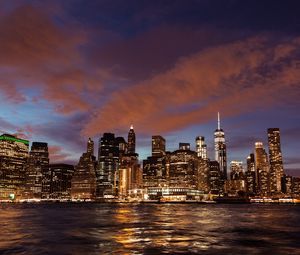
[{"xmin": 0, "ymin": 203, "xmax": 299, "ymax": 255}]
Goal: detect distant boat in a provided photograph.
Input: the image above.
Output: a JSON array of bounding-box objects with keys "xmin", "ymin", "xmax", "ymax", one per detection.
[{"xmin": 214, "ymin": 196, "xmax": 251, "ymax": 204}]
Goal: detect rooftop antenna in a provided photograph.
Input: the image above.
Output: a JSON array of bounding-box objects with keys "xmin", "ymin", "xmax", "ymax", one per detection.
[{"xmin": 218, "ymin": 112, "xmax": 220, "ymax": 130}]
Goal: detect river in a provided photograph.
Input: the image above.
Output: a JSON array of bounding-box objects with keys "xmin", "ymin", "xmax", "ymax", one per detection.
[{"xmin": 0, "ymin": 203, "xmax": 299, "ymax": 254}]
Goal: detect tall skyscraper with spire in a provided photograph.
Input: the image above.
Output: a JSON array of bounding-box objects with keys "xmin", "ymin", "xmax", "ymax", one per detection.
[
  {"xmin": 214, "ymin": 112, "xmax": 227, "ymax": 179},
  {"xmin": 128, "ymin": 125, "xmax": 136, "ymax": 154},
  {"xmin": 268, "ymin": 128, "xmax": 284, "ymax": 193}
]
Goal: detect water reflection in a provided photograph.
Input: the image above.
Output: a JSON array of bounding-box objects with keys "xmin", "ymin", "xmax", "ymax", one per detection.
[{"xmin": 0, "ymin": 203, "xmax": 299, "ymax": 254}]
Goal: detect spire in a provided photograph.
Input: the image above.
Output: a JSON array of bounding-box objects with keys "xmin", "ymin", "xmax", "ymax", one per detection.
[
  {"xmin": 217, "ymin": 112, "xmax": 220, "ymax": 130},
  {"xmin": 130, "ymin": 124, "xmax": 134, "ymax": 130}
]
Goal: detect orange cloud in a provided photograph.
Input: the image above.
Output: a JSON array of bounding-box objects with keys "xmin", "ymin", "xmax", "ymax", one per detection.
[
  {"xmin": 48, "ymin": 145, "xmax": 72, "ymax": 163},
  {"xmin": 83, "ymin": 36, "xmax": 300, "ymax": 136},
  {"xmin": 0, "ymin": 5, "xmax": 103, "ymax": 114}
]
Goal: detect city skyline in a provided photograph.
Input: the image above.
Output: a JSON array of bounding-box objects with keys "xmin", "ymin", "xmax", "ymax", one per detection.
[{"xmin": 0, "ymin": 0, "xmax": 300, "ymax": 177}]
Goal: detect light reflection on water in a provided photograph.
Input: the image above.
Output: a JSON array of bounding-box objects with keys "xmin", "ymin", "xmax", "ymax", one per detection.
[{"xmin": 0, "ymin": 203, "xmax": 299, "ymax": 254}]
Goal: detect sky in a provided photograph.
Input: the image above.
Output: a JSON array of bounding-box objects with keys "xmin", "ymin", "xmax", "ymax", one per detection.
[{"xmin": 0, "ymin": 0, "xmax": 300, "ymax": 176}]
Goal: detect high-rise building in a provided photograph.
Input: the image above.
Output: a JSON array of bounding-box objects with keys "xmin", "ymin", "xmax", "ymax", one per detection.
[
  {"xmin": 50, "ymin": 164, "xmax": 74, "ymax": 199},
  {"xmin": 268, "ymin": 128, "xmax": 284, "ymax": 193},
  {"xmin": 128, "ymin": 125, "xmax": 136, "ymax": 154},
  {"xmin": 97, "ymin": 133, "xmax": 119, "ymax": 197},
  {"xmin": 143, "ymin": 156, "xmax": 166, "ymax": 189},
  {"xmin": 226, "ymin": 161, "xmax": 245, "ymax": 196},
  {"xmin": 281, "ymin": 175, "xmax": 292, "ymax": 195},
  {"xmin": 87, "ymin": 138, "xmax": 94, "ymax": 155},
  {"xmin": 245, "ymin": 153, "xmax": 256, "ymax": 195},
  {"xmin": 179, "ymin": 143, "xmax": 190, "ymax": 150},
  {"xmin": 143, "ymin": 135, "xmax": 167, "ymax": 189},
  {"xmin": 24, "ymin": 142, "xmax": 49, "ymax": 199},
  {"xmin": 195, "ymin": 136, "xmax": 207, "ymax": 159},
  {"xmin": 255, "ymin": 142, "xmax": 270, "ymax": 196},
  {"xmin": 167, "ymin": 148, "xmax": 197, "ymax": 189},
  {"xmin": 71, "ymin": 138, "xmax": 97, "ymax": 200},
  {"xmin": 152, "ymin": 135, "xmax": 166, "ymax": 157},
  {"xmin": 119, "ymin": 154, "xmax": 141, "ymax": 198},
  {"xmin": 214, "ymin": 113, "xmax": 227, "ymax": 179},
  {"xmin": 208, "ymin": 161, "xmax": 222, "ymax": 194},
  {"xmin": 230, "ymin": 161, "xmax": 244, "ymax": 180},
  {"xmin": 197, "ymin": 158, "xmax": 210, "ymax": 193},
  {"xmin": 0, "ymin": 134, "xmax": 29, "ymax": 200}
]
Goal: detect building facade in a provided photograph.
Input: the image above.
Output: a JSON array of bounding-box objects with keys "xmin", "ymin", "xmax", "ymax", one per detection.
[
  {"xmin": 0, "ymin": 134, "xmax": 29, "ymax": 200},
  {"xmin": 268, "ymin": 128, "xmax": 284, "ymax": 193}
]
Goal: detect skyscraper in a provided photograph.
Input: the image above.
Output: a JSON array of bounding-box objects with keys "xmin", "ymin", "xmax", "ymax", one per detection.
[
  {"xmin": 245, "ymin": 153, "xmax": 256, "ymax": 195},
  {"xmin": 24, "ymin": 142, "xmax": 49, "ymax": 199},
  {"xmin": 214, "ymin": 112, "xmax": 227, "ymax": 179},
  {"xmin": 152, "ymin": 135, "xmax": 166, "ymax": 157},
  {"xmin": 196, "ymin": 136, "xmax": 207, "ymax": 159},
  {"xmin": 128, "ymin": 125, "xmax": 136, "ymax": 154},
  {"xmin": 49, "ymin": 164, "xmax": 74, "ymax": 199},
  {"xmin": 71, "ymin": 138, "xmax": 97, "ymax": 200},
  {"xmin": 0, "ymin": 134, "xmax": 29, "ymax": 200},
  {"xmin": 87, "ymin": 137, "xmax": 94, "ymax": 155},
  {"xmin": 268, "ymin": 128, "xmax": 284, "ymax": 193},
  {"xmin": 255, "ymin": 142, "xmax": 270, "ymax": 196},
  {"xmin": 97, "ymin": 133, "xmax": 119, "ymax": 197}
]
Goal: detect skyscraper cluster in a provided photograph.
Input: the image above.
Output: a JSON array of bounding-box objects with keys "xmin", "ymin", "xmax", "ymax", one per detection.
[{"xmin": 0, "ymin": 115, "xmax": 299, "ymax": 202}]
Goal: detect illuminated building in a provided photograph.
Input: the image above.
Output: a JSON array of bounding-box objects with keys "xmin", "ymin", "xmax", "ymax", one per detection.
[
  {"xmin": 230, "ymin": 161, "xmax": 244, "ymax": 181},
  {"xmin": 208, "ymin": 161, "xmax": 222, "ymax": 194},
  {"xmin": 143, "ymin": 156, "xmax": 166, "ymax": 188},
  {"xmin": 226, "ymin": 161, "xmax": 245, "ymax": 196},
  {"xmin": 87, "ymin": 137, "xmax": 94, "ymax": 155},
  {"xmin": 224, "ymin": 179, "xmax": 246, "ymax": 196},
  {"xmin": 49, "ymin": 164, "xmax": 74, "ymax": 199},
  {"xmin": 23, "ymin": 142, "xmax": 49, "ymax": 199},
  {"xmin": 71, "ymin": 138, "xmax": 97, "ymax": 200},
  {"xmin": 127, "ymin": 125, "xmax": 136, "ymax": 154},
  {"xmin": 197, "ymin": 158, "xmax": 210, "ymax": 193},
  {"xmin": 195, "ymin": 136, "xmax": 207, "ymax": 159},
  {"xmin": 245, "ymin": 153, "xmax": 256, "ymax": 195},
  {"xmin": 179, "ymin": 143, "xmax": 190, "ymax": 151},
  {"xmin": 268, "ymin": 128, "xmax": 284, "ymax": 193},
  {"xmin": 143, "ymin": 135, "xmax": 167, "ymax": 189},
  {"xmin": 214, "ymin": 112, "xmax": 227, "ymax": 179},
  {"xmin": 115, "ymin": 136, "xmax": 127, "ymax": 157},
  {"xmin": 281, "ymin": 175, "xmax": 292, "ymax": 195},
  {"xmin": 168, "ymin": 145, "xmax": 197, "ymax": 189},
  {"xmin": 97, "ymin": 133, "xmax": 119, "ymax": 197},
  {"xmin": 292, "ymin": 177, "xmax": 300, "ymax": 194},
  {"xmin": 0, "ymin": 134, "xmax": 29, "ymax": 200},
  {"xmin": 119, "ymin": 154, "xmax": 142, "ymax": 198},
  {"xmin": 255, "ymin": 142, "xmax": 270, "ymax": 196},
  {"xmin": 152, "ymin": 135, "xmax": 166, "ymax": 157}
]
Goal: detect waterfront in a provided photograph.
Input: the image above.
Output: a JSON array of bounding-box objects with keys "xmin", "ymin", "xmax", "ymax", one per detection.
[{"xmin": 0, "ymin": 204, "xmax": 299, "ymax": 254}]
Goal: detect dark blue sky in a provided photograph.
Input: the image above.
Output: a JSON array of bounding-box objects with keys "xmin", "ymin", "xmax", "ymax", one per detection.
[{"xmin": 0, "ymin": 0, "xmax": 300, "ymax": 176}]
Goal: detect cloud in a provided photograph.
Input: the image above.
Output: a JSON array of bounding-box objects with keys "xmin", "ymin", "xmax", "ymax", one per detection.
[
  {"xmin": 0, "ymin": 4, "xmax": 103, "ymax": 114},
  {"xmin": 83, "ymin": 35, "xmax": 300, "ymax": 136},
  {"xmin": 48, "ymin": 145, "xmax": 73, "ymax": 164}
]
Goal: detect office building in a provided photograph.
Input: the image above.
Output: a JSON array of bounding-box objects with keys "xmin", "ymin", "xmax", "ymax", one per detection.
[
  {"xmin": 97, "ymin": 133, "xmax": 119, "ymax": 197},
  {"xmin": 214, "ymin": 113, "xmax": 227, "ymax": 179},
  {"xmin": 128, "ymin": 125, "xmax": 136, "ymax": 154},
  {"xmin": 24, "ymin": 142, "xmax": 49, "ymax": 199},
  {"xmin": 268, "ymin": 128, "xmax": 284, "ymax": 193},
  {"xmin": 152, "ymin": 135, "xmax": 166, "ymax": 157},
  {"xmin": 255, "ymin": 142, "xmax": 270, "ymax": 196},
  {"xmin": 71, "ymin": 138, "xmax": 97, "ymax": 200},
  {"xmin": 0, "ymin": 134, "xmax": 29, "ymax": 200},
  {"xmin": 195, "ymin": 136, "xmax": 207, "ymax": 159},
  {"xmin": 245, "ymin": 153, "xmax": 256, "ymax": 195},
  {"xmin": 50, "ymin": 164, "xmax": 74, "ymax": 199}
]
